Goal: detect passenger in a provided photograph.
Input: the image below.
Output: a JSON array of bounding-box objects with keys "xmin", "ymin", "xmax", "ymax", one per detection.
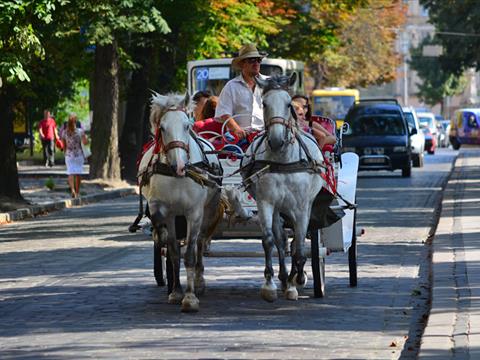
[
  {"xmin": 215, "ymin": 43, "xmax": 268, "ymax": 139},
  {"xmin": 292, "ymin": 96, "xmax": 336, "ymax": 150},
  {"xmin": 193, "ymin": 96, "xmax": 223, "ymax": 138},
  {"xmin": 192, "ymin": 90, "xmax": 211, "ymax": 122}
]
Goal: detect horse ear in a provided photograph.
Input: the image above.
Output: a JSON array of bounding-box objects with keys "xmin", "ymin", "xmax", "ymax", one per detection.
[
  {"xmin": 289, "ymin": 72, "xmax": 297, "ymax": 87},
  {"xmin": 255, "ymin": 76, "xmax": 269, "ymax": 89},
  {"xmin": 182, "ymin": 92, "xmax": 190, "ymax": 108}
]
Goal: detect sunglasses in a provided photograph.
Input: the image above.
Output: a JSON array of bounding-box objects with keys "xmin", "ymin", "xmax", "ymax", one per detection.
[{"xmin": 245, "ymin": 57, "xmax": 262, "ymax": 64}]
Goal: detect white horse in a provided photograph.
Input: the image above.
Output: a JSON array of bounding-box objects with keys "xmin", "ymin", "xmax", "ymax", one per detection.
[
  {"xmin": 241, "ymin": 74, "xmax": 327, "ymax": 302},
  {"xmin": 138, "ymin": 93, "xmax": 222, "ymax": 312}
]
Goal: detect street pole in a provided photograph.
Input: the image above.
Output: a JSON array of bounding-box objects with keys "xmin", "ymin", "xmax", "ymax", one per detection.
[{"xmin": 403, "ymin": 56, "xmax": 409, "ymax": 106}]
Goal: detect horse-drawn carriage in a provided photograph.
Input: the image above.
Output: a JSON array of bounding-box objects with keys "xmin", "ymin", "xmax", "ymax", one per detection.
[{"xmin": 133, "ymin": 75, "xmax": 361, "ymax": 312}]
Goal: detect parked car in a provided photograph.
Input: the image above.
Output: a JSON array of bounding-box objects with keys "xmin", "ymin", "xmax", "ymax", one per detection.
[
  {"xmin": 417, "ymin": 111, "xmax": 438, "ymax": 154},
  {"xmin": 449, "ymin": 108, "xmax": 480, "ymax": 150},
  {"xmin": 402, "ymin": 107, "xmax": 425, "ymax": 167},
  {"xmin": 343, "ymin": 99, "xmax": 414, "ymax": 177},
  {"xmin": 439, "ymin": 120, "xmax": 451, "ymax": 147}
]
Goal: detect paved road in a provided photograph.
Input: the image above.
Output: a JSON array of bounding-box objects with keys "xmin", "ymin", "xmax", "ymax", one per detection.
[{"xmin": 0, "ymin": 149, "xmax": 456, "ymax": 359}]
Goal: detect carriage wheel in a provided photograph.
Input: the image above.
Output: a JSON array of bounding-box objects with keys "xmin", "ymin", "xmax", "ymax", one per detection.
[
  {"xmin": 348, "ymin": 207, "xmax": 358, "ymax": 287},
  {"xmin": 153, "ymin": 241, "xmax": 166, "ymax": 287},
  {"xmin": 311, "ymin": 229, "xmax": 326, "ymax": 298}
]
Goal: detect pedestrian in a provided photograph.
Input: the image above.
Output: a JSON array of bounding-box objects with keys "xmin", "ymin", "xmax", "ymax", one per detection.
[
  {"xmin": 38, "ymin": 110, "xmax": 59, "ymax": 167},
  {"xmin": 215, "ymin": 43, "xmax": 268, "ymax": 139},
  {"xmin": 61, "ymin": 113, "xmax": 88, "ymax": 198}
]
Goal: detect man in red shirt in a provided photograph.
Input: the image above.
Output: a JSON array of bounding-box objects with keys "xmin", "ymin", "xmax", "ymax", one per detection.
[{"xmin": 38, "ymin": 110, "xmax": 59, "ymax": 167}]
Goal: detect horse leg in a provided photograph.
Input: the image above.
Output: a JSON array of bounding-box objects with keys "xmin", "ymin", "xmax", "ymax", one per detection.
[
  {"xmin": 194, "ymin": 192, "xmax": 220, "ymax": 296},
  {"xmin": 181, "ymin": 209, "xmax": 203, "ymax": 313},
  {"xmin": 272, "ymin": 212, "xmax": 288, "ymax": 292},
  {"xmin": 165, "ymin": 217, "xmax": 183, "ymax": 304},
  {"xmin": 257, "ymin": 202, "xmax": 277, "ymax": 302},
  {"xmin": 291, "ymin": 212, "xmax": 309, "ymax": 289}
]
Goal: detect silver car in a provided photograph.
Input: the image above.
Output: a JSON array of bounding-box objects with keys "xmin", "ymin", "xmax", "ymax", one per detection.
[{"xmin": 402, "ymin": 107, "xmax": 425, "ymax": 167}]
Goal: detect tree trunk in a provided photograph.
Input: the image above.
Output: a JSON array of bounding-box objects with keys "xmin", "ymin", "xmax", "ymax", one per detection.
[
  {"xmin": 90, "ymin": 41, "xmax": 121, "ymax": 181},
  {"xmin": 0, "ymin": 87, "xmax": 23, "ymax": 201},
  {"xmin": 120, "ymin": 45, "xmax": 152, "ymax": 181}
]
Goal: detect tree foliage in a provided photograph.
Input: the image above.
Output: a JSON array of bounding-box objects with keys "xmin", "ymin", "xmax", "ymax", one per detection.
[
  {"xmin": 409, "ymin": 37, "xmax": 466, "ymax": 107},
  {"xmin": 322, "ymin": 0, "xmax": 407, "ymax": 88},
  {"xmin": 421, "ymin": 0, "xmax": 480, "ymax": 76}
]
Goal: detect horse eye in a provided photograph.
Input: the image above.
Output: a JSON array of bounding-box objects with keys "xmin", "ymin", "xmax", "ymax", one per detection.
[{"xmin": 160, "ymin": 125, "xmax": 165, "ymax": 132}]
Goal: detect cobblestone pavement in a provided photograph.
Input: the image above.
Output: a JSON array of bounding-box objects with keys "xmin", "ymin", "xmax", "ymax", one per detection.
[{"xmin": 0, "ymin": 149, "xmax": 456, "ymax": 359}]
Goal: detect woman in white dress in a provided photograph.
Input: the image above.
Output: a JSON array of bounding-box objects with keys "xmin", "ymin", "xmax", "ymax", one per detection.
[{"xmin": 62, "ymin": 113, "xmax": 88, "ymax": 198}]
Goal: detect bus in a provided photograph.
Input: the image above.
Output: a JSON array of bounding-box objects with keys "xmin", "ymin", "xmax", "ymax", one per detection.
[
  {"xmin": 312, "ymin": 88, "xmax": 360, "ymax": 128},
  {"xmin": 187, "ymin": 58, "xmax": 304, "ymax": 97}
]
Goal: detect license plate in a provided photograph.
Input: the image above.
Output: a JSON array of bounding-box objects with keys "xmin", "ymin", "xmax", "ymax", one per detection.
[{"xmin": 364, "ymin": 157, "xmax": 385, "ymax": 164}]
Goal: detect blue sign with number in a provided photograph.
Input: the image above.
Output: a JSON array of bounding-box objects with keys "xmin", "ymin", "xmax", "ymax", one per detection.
[{"xmin": 196, "ymin": 68, "xmax": 209, "ymax": 81}]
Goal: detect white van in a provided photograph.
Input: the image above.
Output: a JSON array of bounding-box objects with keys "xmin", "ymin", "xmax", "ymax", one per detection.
[{"xmin": 187, "ymin": 58, "xmax": 304, "ymax": 96}]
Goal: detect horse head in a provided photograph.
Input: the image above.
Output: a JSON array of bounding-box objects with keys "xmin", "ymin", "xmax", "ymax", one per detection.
[
  {"xmin": 255, "ymin": 74, "xmax": 297, "ymax": 151},
  {"xmin": 150, "ymin": 92, "xmax": 192, "ymax": 176}
]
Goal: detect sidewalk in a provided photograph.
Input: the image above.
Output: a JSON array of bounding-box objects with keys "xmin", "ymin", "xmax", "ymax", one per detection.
[
  {"xmin": 419, "ymin": 148, "xmax": 480, "ymax": 359},
  {"xmin": 0, "ymin": 163, "xmax": 137, "ymax": 224}
]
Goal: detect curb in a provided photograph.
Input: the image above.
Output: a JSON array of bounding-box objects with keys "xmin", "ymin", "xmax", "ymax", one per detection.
[
  {"xmin": 0, "ymin": 187, "xmax": 137, "ymax": 225},
  {"xmin": 400, "ymin": 151, "xmax": 459, "ymax": 358},
  {"xmin": 418, "ymin": 151, "xmax": 463, "ymax": 358}
]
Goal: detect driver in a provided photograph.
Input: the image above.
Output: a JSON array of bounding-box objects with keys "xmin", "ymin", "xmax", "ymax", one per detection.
[{"xmin": 215, "ymin": 44, "xmax": 268, "ymax": 139}]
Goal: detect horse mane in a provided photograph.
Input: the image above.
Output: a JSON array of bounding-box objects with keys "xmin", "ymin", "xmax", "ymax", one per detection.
[
  {"xmin": 149, "ymin": 92, "xmax": 190, "ymax": 135},
  {"xmin": 261, "ymin": 75, "xmax": 292, "ymax": 94}
]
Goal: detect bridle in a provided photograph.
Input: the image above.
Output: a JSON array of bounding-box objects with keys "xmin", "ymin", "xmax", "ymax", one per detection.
[
  {"xmin": 158, "ymin": 107, "xmax": 190, "ymax": 159},
  {"xmin": 263, "ymin": 90, "xmax": 298, "ymax": 144}
]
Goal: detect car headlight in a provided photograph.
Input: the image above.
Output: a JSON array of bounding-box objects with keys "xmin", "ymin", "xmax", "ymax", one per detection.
[
  {"xmin": 393, "ymin": 146, "xmax": 407, "ymax": 152},
  {"xmin": 343, "ymin": 147, "xmax": 356, "ymax": 153}
]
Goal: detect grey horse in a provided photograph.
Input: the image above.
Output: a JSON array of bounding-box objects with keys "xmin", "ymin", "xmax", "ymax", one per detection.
[
  {"xmin": 242, "ymin": 74, "xmax": 326, "ymax": 301},
  {"xmin": 138, "ymin": 93, "xmax": 222, "ymax": 312}
]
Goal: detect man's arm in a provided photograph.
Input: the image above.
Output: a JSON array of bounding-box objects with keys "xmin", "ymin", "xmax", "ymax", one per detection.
[{"xmin": 215, "ymin": 84, "xmax": 246, "ymax": 139}]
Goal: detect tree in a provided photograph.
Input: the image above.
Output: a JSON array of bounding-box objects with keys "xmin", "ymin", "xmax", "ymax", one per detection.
[
  {"xmin": 409, "ymin": 37, "xmax": 466, "ymax": 111},
  {"xmin": 421, "ymin": 0, "xmax": 480, "ymax": 76},
  {"xmin": 321, "ymin": 0, "xmax": 407, "ymax": 88},
  {"xmin": 0, "ymin": 0, "xmax": 72, "ymax": 207},
  {"xmin": 72, "ymin": 1, "xmax": 170, "ymax": 181},
  {"xmin": 267, "ymin": 0, "xmax": 365, "ymax": 88},
  {"xmin": 119, "ymin": 0, "xmax": 290, "ymax": 180}
]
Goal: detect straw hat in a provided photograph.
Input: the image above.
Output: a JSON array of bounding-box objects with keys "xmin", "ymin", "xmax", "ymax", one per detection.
[{"xmin": 231, "ymin": 44, "xmax": 268, "ymax": 69}]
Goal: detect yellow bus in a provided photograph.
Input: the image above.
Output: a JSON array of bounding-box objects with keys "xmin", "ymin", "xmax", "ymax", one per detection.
[{"xmin": 312, "ymin": 88, "xmax": 360, "ymax": 128}]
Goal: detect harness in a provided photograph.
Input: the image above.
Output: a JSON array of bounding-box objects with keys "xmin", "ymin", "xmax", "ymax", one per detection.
[{"xmin": 129, "ymin": 108, "xmax": 223, "ymax": 233}]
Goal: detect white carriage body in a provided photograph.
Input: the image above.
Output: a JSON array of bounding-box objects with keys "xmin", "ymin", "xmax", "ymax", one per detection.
[{"xmin": 216, "ymin": 151, "xmax": 359, "ymax": 253}]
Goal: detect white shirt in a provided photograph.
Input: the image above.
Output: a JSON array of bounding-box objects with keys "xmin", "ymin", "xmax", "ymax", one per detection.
[{"xmin": 215, "ymin": 74, "xmax": 265, "ymax": 130}]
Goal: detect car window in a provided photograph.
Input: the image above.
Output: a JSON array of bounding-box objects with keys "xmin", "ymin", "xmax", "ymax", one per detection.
[
  {"xmin": 418, "ymin": 116, "xmax": 433, "ymax": 128},
  {"xmin": 349, "ymin": 114, "xmax": 406, "ymax": 136},
  {"xmin": 403, "ymin": 112, "xmax": 415, "ymax": 131}
]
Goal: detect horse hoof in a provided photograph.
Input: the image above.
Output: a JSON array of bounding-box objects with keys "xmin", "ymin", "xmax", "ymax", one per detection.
[
  {"xmin": 260, "ymin": 282, "xmax": 277, "ymax": 302},
  {"xmin": 181, "ymin": 294, "xmax": 199, "ymax": 313},
  {"xmin": 285, "ymin": 287, "xmax": 298, "ymax": 301},
  {"xmin": 168, "ymin": 291, "xmax": 183, "ymax": 305},
  {"xmin": 293, "ymin": 271, "xmax": 308, "ymax": 289}
]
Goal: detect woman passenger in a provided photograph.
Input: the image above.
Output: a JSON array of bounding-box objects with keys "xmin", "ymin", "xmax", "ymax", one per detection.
[{"xmin": 292, "ymin": 95, "xmax": 336, "ymax": 150}]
